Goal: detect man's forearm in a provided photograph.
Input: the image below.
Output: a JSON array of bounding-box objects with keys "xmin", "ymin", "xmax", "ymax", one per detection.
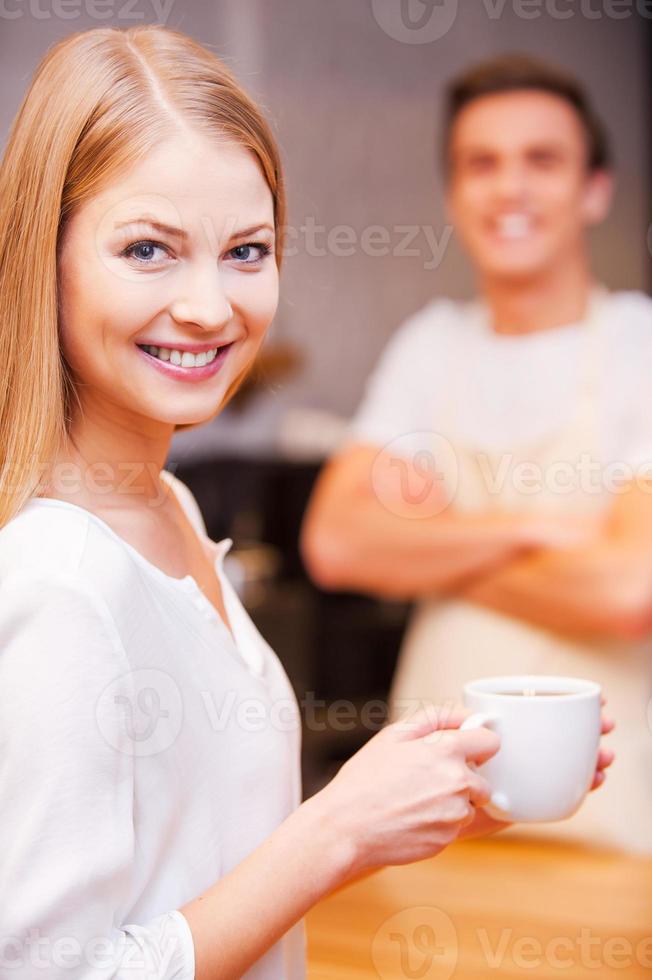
[
  {"xmin": 302, "ymin": 494, "xmax": 534, "ymax": 600},
  {"xmin": 461, "ymin": 540, "xmax": 652, "ymax": 640}
]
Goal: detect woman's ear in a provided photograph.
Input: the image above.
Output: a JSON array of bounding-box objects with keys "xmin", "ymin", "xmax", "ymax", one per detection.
[{"xmin": 582, "ymin": 168, "xmax": 614, "ymax": 227}]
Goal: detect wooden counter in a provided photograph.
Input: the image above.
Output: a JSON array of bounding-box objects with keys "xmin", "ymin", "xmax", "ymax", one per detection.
[{"xmin": 306, "ymin": 835, "xmax": 652, "ymax": 979}]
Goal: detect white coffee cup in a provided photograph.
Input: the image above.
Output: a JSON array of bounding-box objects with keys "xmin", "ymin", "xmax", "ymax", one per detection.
[{"xmin": 461, "ymin": 674, "xmax": 602, "ymax": 822}]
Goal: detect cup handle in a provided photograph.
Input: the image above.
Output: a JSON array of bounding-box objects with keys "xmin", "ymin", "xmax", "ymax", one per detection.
[
  {"xmin": 460, "ymin": 712, "xmax": 511, "ymax": 816},
  {"xmin": 460, "ymin": 712, "xmax": 499, "ymax": 733}
]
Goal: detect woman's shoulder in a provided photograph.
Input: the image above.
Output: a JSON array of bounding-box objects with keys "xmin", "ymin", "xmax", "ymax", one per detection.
[
  {"xmin": 0, "ymin": 497, "xmax": 138, "ymax": 604},
  {"xmin": 0, "ymin": 507, "xmax": 128, "ymax": 664},
  {"xmin": 0, "ymin": 497, "xmax": 92, "ymax": 582}
]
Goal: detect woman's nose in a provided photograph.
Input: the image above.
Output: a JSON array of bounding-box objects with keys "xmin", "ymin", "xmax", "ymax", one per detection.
[{"xmin": 169, "ymin": 259, "xmax": 233, "ymax": 331}]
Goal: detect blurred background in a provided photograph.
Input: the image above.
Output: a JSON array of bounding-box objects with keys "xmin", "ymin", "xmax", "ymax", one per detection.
[{"xmin": 1, "ymin": 0, "xmax": 650, "ymax": 794}]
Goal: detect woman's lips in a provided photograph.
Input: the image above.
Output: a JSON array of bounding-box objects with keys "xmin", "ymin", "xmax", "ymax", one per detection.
[{"xmin": 134, "ymin": 342, "xmax": 233, "ymax": 382}]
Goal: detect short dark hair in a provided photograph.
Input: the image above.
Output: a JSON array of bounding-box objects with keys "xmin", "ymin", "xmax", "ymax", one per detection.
[{"xmin": 443, "ymin": 53, "xmax": 611, "ymax": 173}]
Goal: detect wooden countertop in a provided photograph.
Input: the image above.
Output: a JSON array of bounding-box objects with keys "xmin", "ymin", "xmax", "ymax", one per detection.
[{"xmin": 306, "ymin": 834, "xmax": 652, "ymax": 979}]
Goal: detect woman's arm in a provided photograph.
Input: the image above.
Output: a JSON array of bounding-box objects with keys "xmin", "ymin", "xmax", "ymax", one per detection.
[
  {"xmin": 0, "ymin": 575, "xmax": 499, "ymax": 980},
  {"xmin": 182, "ymin": 705, "xmax": 500, "ymax": 979},
  {"xmin": 180, "ymin": 794, "xmax": 350, "ymax": 980},
  {"xmin": 184, "ymin": 701, "xmax": 615, "ymax": 980},
  {"xmin": 0, "ymin": 571, "xmax": 612, "ymax": 980}
]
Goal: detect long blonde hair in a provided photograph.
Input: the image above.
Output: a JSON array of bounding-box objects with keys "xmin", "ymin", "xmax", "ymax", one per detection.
[{"xmin": 0, "ymin": 25, "xmax": 286, "ymax": 528}]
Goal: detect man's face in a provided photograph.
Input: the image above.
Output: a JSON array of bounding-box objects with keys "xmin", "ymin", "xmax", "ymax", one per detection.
[{"xmin": 446, "ymin": 90, "xmax": 612, "ymax": 283}]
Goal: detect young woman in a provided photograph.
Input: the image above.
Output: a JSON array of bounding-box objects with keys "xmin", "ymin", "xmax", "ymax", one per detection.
[{"xmin": 0, "ymin": 25, "xmax": 612, "ymax": 980}]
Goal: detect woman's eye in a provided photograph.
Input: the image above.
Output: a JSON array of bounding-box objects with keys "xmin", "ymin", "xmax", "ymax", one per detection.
[
  {"xmin": 122, "ymin": 240, "xmax": 171, "ymax": 265},
  {"xmin": 228, "ymin": 242, "xmax": 272, "ymax": 264}
]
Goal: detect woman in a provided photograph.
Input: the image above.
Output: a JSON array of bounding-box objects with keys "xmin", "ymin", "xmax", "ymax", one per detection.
[{"xmin": 0, "ymin": 25, "xmax": 612, "ymax": 980}]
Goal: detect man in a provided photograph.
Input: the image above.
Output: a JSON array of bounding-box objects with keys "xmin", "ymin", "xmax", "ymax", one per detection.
[{"xmin": 301, "ymin": 55, "xmax": 652, "ymax": 853}]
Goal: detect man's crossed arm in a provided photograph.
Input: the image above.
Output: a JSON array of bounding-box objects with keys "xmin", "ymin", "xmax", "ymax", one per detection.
[{"xmin": 301, "ymin": 443, "xmax": 652, "ymax": 641}]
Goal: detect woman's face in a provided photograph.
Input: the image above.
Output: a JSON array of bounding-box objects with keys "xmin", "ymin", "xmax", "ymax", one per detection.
[{"xmin": 57, "ymin": 134, "xmax": 278, "ymax": 431}]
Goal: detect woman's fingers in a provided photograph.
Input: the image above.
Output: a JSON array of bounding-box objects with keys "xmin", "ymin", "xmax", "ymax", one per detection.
[
  {"xmin": 449, "ymin": 727, "xmax": 501, "ymax": 765},
  {"xmin": 597, "ymin": 747, "xmax": 615, "ymax": 772},
  {"xmin": 590, "ymin": 770, "xmax": 606, "ymax": 790},
  {"xmin": 457, "ymin": 775, "xmax": 490, "ymax": 829},
  {"xmin": 459, "ymin": 808, "xmax": 512, "ymax": 839},
  {"xmin": 467, "ymin": 772, "xmax": 492, "ymax": 808},
  {"xmin": 589, "ymin": 747, "xmax": 615, "ymax": 791},
  {"xmin": 599, "ymin": 695, "xmax": 614, "ymax": 734},
  {"xmin": 392, "ymin": 702, "xmax": 468, "ymax": 740}
]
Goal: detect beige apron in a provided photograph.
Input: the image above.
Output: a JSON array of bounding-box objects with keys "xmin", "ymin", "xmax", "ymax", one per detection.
[{"xmin": 388, "ymin": 291, "xmax": 652, "ymax": 853}]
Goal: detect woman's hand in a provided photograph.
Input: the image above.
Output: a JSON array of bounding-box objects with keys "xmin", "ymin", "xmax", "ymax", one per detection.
[
  {"xmin": 310, "ymin": 704, "xmax": 500, "ymax": 878},
  {"xmin": 590, "ymin": 704, "xmax": 615, "ymax": 790}
]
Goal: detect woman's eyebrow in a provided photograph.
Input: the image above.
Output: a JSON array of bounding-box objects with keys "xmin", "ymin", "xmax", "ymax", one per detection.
[
  {"xmin": 231, "ymin": 223, "xmax": 275, "ymax": 239},
  {"xmin": 113, "ymin": 217, "xmax": 188, "ymax": 240},
  {"xmin": 113, "ymin": 217, "xmax": 275, "ymax": 240}
]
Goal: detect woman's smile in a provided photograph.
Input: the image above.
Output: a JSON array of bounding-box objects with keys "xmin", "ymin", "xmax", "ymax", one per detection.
[{"xmin": 135, "ymin": 339, "xmax": 236, "ymax": 383}]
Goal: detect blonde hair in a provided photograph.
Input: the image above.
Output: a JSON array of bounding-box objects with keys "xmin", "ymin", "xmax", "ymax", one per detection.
[{"xmin": 0, "ymin": 25, "xmax": 286, "ymax": 527}]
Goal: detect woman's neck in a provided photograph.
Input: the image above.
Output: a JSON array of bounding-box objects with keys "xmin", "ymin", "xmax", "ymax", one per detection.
[{"xmin": 43, "ymin": 401, "xmax": 175, "ymax": 510}]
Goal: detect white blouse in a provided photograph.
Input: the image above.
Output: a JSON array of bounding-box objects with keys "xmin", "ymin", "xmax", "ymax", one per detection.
[{"xmin": 0, "ymin": 469, "xmax": 306, "ymax": 979}]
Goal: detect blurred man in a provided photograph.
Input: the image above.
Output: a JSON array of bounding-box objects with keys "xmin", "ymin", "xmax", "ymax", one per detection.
[{"xmin": 301, "ymin": 55, "xmax": 652, "ymax": 853}]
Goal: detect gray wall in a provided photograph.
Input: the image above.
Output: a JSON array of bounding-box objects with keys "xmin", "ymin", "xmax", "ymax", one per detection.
[{"xmin": 1, "ymin": 0, "xmax": 648, "ymax": 459}]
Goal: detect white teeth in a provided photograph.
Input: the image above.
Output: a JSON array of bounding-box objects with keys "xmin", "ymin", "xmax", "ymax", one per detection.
[
  {"xmin": 139, "ymin": 344, "xmax": 222, "ymax": 367},
  {"xmin": 495, "ymin": 214, "xmax": 532, "ymax": 239}
]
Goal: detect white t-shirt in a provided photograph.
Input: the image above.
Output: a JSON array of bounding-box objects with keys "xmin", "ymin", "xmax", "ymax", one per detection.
[
  {"xmin": 347, "ymin": 289, "xmax": 652, "ymax": 469},
  {"xmin": 0, "ymin": 470, "xmax": 306, "ymax": 979}
]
